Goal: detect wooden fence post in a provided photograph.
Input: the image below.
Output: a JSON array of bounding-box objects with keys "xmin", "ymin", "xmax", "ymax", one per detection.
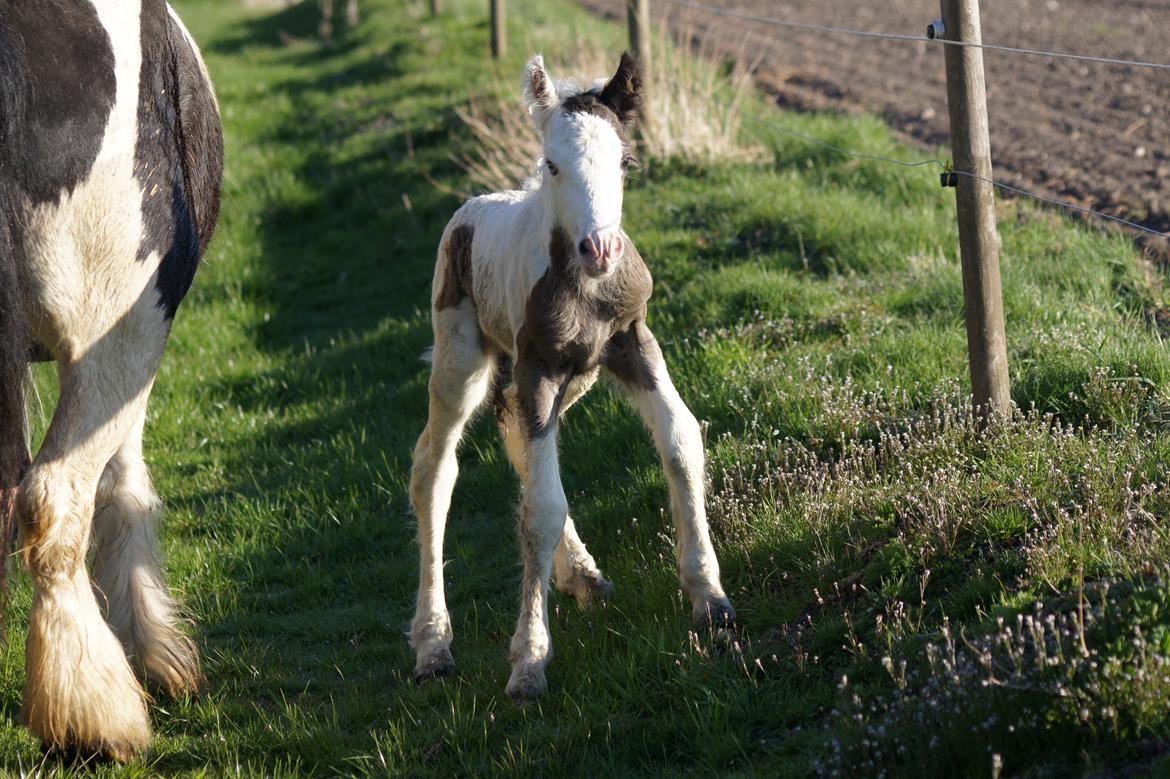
[
  {"xmin": 940, "ymin": 0, "xmax": 1011, "ymax": 422},
  {"xmin": 627, "ymin": 0, "xmax": 652, "ymax": 143},
  {"xmin": 491, "ymin": 0, "xmax": 505, "ymax": 59},
  {"xmin": 431, "ymin": 0, "xmax": 440, "ymax": 15}
]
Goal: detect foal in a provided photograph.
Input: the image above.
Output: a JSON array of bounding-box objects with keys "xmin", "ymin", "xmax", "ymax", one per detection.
[{"xmin": 409, "ymin": 52, "xmax": 735, "ymax": 701}]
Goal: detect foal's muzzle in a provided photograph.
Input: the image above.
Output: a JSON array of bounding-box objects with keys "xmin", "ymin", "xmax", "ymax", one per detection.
[{"xmin": 578, "ymin": 230, "xmax": 624, "ymax": 278}]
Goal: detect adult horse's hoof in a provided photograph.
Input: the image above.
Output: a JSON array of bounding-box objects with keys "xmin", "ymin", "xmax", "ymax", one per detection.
[
  {"xmin": 23, "ymin": 594, "xmax": 153, "ymax": 765},
  {"xmin": 414, "ymin": 646, "xmax": 456, "ymax": 684},
  {"xmin": 46, "ymin": 739, "xmax": 140, "ymax": 766},
  {"xmin": 505, "ymin": 663, "xmax": 547, "ymax": 702},
  {"xmin": 694, "ymin": 599, "xmax": 737, "ymax": 629}
]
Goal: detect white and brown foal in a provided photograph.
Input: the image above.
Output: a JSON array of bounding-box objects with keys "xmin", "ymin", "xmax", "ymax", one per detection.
[{"xmin": 409, "ymin": 52, "xmax": 735, "ymax": 701}]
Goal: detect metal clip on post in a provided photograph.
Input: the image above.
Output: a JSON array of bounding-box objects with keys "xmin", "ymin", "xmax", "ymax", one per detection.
[{"xmin": 930, "ymin": 22, "xmax": 956, "ymax": 186}]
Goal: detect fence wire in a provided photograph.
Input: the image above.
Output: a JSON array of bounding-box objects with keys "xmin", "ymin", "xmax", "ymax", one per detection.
[
  {"xmin": 680, "ymin": 84, "xmax": 1168, "ymax": 240},
  {"xmin": 666, "ymin": 0, "xmax": 1170, "ymax": 73},
  {"xmin": 656, "ymin": 1, "xmax": 1168, "ymax": 239}
]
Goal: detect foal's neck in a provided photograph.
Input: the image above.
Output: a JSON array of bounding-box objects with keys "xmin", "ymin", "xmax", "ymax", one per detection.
[{"xmin": 519, "ymin": 176, "xmax": 557, "ymax": 234}]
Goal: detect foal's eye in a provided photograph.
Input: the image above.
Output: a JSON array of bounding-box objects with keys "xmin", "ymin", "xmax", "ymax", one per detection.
[
  {"xmin": 546, "ymin": 160, "xmax": 559, "ymax": 176},
  {"xmin": 620, "ymin": 155, "xmax": 636, "ymax": 172}
]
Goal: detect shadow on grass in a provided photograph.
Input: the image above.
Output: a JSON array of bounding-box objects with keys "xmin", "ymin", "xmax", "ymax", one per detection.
[
  {"xmin": 149, "ymin": 4, "xmax": 478, "ymax": 770},
  {"xmin": 152, "ymin": 0, "xmax": 1170, "ymax": 770},
  {"xmin": 209, "ymin": 0, "xmax": 359, "ymax": 59},
  {"xmin": 147, "ymin": 2, "xmax": 718, "ymax": 771}
]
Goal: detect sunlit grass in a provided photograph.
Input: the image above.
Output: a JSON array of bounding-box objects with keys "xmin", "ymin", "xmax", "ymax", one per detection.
[{"xmin": 4, "ymin": 0, "xmax": 1170, "ymax": 775}]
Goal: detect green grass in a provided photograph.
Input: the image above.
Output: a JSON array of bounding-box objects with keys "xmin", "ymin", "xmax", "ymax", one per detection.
[{"xmin": 5, "ymin": 0, "xmax": 1170, "ymax": 775}]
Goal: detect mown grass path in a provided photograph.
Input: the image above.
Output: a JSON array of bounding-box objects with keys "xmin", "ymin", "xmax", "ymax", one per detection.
[{"xmin": 3, "ymin": 0, "xmax": 1170, "ymax": 776}]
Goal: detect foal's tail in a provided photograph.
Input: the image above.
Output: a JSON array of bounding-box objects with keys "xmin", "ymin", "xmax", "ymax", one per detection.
[{"xmin": 0, "ymin": 178, "xmax": 29, "ymax": 609}]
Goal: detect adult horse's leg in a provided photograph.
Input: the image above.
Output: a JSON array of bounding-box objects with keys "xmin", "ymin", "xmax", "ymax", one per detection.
[
  {"xmin": 497, "ymin": 376, "xmax": 613, "ymax": 608},
  {"xmin": 19, "ymin": 295, "xmax": 169, "ymax": 759},
  {"xmin": 409, "ymin": 300, "xmax": 494, "ymax": 681},
  {"xmin": 0, "ymin": 228, "xmax": 27, "ymax": 576},
  {"xmin": 92, "ymin": 405, "xmax": 200, "ymax": 696}
]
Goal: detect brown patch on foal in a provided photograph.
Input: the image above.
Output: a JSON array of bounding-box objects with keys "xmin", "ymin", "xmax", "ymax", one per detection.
[
  {"xmin": 561, "ymin": 93, "xmax": 630, "ymax": 146},
  {"xmin": 560, "ymin": 51, "xmax": 643, "ymax": 140},
  {"xmin": 435, "ymin": 224, "xmax": 475, "ymax": 310},
  {"xmin": 490, "ymin": 353, "xmax": 513, "ymax": 426},
  {"xmin": 514, "ymin": 225, "xmax": 654, "ymax": 438},
  {"xmin": 603, "ymin": 320, "xmax": 658, "ymax": 392}
]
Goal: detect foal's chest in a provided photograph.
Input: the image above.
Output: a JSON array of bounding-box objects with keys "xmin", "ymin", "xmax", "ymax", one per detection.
[{"xmin": 518, "ymin": 237, "xmax": 652, "ymax": 378}]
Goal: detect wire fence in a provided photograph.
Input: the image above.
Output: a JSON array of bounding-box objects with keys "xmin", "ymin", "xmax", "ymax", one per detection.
[
  {"xmin": 661, "ymin": 0, "xmax": 1170, "ymax": 241},
  {"xmin": 666, "ymin": 0, "xmax": 1170, "ymax": 73},
  {"xmin": 626, "ymin": 0, "xmax": 1170, "ymax": 413},
  {"xmin": 718, "ymin": 92, "xmax": 1170, "ymax": 241}
]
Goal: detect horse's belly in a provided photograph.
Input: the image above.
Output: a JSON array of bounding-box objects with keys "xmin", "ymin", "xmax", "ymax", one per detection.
[
  {"xmin": 477, "ymin": 306, "xmax": 515, "ymax": 356},
  {"xmin": 470, "ymin": 258, "xmax": 529, "ymax": 356}
]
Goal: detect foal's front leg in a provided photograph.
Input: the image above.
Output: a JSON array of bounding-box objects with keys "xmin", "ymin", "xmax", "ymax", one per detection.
[
  {"xmin": 605, "ymin": 322, "xmax": 735, "ymax": 627},
  {"xmin": 506, "ymin": 365, "xmax": 571, "ymax": 701}
]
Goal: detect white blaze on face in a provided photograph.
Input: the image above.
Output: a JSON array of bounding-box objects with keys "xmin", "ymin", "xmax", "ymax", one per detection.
[{"xmin": 543, "ymin": 107, "xmax": 627, "ymax": 278}]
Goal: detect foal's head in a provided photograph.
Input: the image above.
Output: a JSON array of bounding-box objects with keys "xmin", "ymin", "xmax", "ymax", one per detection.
[{"xmin": 525, "ymin": 52, "xmax": 642, "ymax": 280}]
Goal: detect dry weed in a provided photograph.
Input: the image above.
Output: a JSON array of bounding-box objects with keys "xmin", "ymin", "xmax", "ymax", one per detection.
[{"xmin": 452, "ymin": 27, "xmax": 763, "ymax": 194}]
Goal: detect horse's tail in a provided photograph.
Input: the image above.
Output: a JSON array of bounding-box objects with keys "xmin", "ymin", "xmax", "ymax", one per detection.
[{"xmin": 0, "ymin": 174, "xmax": 29, "ymax": 612}]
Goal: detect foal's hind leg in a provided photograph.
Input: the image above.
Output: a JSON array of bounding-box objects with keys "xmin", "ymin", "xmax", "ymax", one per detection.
[
  {"xmin": 92, "ymin": 406, "xmax": 201, "ymax": 696},
  {"xmin": 497, "ymin": 379, "xmax": 613, "ymax": 608},
  {"xmin": 409, "ymin": 301, "xmax": 494, "ymax": 682},
  {"xmin": 19, "ymin": 304, "xmax": 169, "ymax": 759}
]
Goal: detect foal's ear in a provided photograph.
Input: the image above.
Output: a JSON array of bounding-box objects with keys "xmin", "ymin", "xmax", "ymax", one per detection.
[
  {"xmin": 599, "ymin": 51, "xmax": 643, "ymax": 126},
  {"xmin": 524, "ymin": 54, "xmax": 558, "ymax": 129}
]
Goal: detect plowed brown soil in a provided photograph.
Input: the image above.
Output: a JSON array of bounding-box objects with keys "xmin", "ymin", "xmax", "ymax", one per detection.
[{"xmin": 582, "ymin": 0, "xmax": 1170, "ymax": 255}]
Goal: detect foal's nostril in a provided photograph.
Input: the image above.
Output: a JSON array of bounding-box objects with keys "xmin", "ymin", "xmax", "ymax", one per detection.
[{"xmin": 578, "ymin": 239, "xmax": 592, "ymax": 257}]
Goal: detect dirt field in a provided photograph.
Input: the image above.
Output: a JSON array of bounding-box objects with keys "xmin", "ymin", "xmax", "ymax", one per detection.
[{"xmin": 582, "ymin": 0, "xmax": 1170, "ymax": 254}]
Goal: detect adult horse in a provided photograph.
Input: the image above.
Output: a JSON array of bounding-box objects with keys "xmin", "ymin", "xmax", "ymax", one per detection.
[{"xmin": 0, "ymin": 0, "xmax": 222, "ymax": 759}]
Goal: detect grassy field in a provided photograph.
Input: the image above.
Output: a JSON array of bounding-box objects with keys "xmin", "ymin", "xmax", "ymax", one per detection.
[{"xmin": 5, "ymin": 0, "xmax": 1170, "ymax": 775}]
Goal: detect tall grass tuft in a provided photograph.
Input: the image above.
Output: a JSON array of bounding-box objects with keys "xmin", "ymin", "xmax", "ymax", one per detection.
[{"xmin": 453, "ymin": 27, "xmax": 762, "ymax": 194}]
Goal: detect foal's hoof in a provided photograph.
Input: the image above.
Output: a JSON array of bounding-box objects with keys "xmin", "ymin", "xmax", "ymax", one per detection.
[
  {"xmin": 505, "ymin": 664, "xmax": 547, "ymax": 702},
  {"xmin": 557, "ymin": 570, "xmax": 615, "ymax": 608},
  {"xmin": 586, "ymin": 576, "xmax": 616, "ymax": 604},
  {"xmin": 414, "ymin": 647, "xmax": 456, "ymax": 684},
  {"xmin": 694, "ymin": 599, "xmax": 737, "ymax": 630}
]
